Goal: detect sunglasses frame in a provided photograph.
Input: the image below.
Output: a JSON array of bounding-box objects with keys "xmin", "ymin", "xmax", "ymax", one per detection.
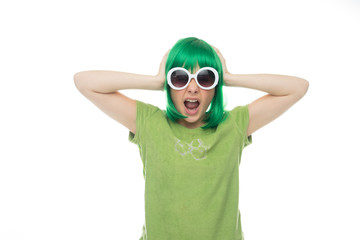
[{"xmin": 167, "ymin": 67, "xmax": 219, "ymax": 90}]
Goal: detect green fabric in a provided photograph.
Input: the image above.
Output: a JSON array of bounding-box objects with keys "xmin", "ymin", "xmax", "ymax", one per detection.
[{"xmin": 129, "ymin": 100, "xmax": 252, "ymax": 240}]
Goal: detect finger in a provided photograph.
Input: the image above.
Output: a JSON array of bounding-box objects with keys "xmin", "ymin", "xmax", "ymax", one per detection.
[
  {"xmin": 212, "ymin": 46, "xmax": 224, "ymax": 59},
  {"xmin": 162, "ymin": 50, "xmax": 170, "ymax": 62},
  {"xmin": 217, "ymin": 51, "xmax": 225, "ymax": 62},
  {"xmin": 210, "ymin": 44, "xmax": 218, "ymax": 51}
]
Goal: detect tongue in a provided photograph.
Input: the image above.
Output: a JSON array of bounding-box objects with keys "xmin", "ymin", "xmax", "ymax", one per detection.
[{"xmin": 185, "ymin": 101, "xmax": 199, "ymax": 109}]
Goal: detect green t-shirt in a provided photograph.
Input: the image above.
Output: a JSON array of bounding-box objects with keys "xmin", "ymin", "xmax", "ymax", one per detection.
[{"xmin": 129, "ymin": 100, "xmax": 252, "ymax": 240}]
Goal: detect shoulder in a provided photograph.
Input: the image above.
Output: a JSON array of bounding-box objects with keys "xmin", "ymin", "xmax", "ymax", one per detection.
[
  {"xmin": 129, "ymin": 100, "xmax": 165, "ymax": 144},
  {"xmin": 228, "ymin": 105, "xmax": 252, "ymax": 146},
  {"xmin": 135, "ymin": 100, "xmax": 164, "ymax": 118},
  {"xmin": 229, "ymin": 105, "xmax": 250, "ymax": 120},
  {"xmin": 228, "ymin": 104, "xmax": 251, "ymax": 136}
]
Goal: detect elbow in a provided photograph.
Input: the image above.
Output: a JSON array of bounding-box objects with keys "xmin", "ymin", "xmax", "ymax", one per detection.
[
  {"xmin": 73, "ymin": 72, "xmax": 81, "ymax": 90},
  {"xmin": 73, "ymin": 72, "xmax": 80, "ymax": 81},
  {"xmin": 295, "ymin": 78, "xmax": 309, "ymax": 99},
  {"xmin": 73, "ymin": 72, "xmax": 87, "ymax": 91},
  {"xmin": 301, "ymin": 78, "xmax": 310, "ymax": 96},
  {"xmin": 73, "ymin": 71, "xmax": 83, "ymax": 83}
]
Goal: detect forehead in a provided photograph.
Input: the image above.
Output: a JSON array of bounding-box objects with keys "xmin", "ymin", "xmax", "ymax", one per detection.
[{"xmin": 181, "ymin": 63, "xmax": 200, "ymax": 73}]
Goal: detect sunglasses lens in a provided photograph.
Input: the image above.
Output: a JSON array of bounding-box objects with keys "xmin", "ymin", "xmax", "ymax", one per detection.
[
  {"xmin": 197, "ymin": 69, "xmax": 216, "ymax": 88},
  {"xmin": 170, "ymin": 70, "xmax": 189, "ymax": 88}
]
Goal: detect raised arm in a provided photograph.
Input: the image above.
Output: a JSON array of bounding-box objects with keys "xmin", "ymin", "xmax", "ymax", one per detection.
[
  {"xmin": 214, "ymin": 48, "xmax": 309, "ymax": 136},
  {"xmin": 74, "ymin": 51, "xmax": 169, "ymax": 134}
]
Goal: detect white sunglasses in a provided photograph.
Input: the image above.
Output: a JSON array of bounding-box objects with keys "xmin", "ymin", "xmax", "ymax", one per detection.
[{"xmin": 167, "ymin": 67, "xmax": 219, "ymax": 90}]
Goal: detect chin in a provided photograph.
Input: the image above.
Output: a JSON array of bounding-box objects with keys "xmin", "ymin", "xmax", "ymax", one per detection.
[
  {"xmin": 184, "ymin": 112, "xmax": 205, "ymax": 124},
  {"xmin": 184, "ymin": 117, "xmax": 199, "ymax": 123}
]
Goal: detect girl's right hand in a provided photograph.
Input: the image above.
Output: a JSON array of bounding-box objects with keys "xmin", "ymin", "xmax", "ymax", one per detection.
[{"xmin": 156, "ymin": 49, "xmax": 170, "ymax": 90}]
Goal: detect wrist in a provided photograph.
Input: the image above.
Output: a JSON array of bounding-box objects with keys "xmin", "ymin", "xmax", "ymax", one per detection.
[
  {"xmin": 223, "ymin": 72, "xmax": 232, "ymax": 86},
  {"xmin": 153, "ymin": 74, "xmax": 165, "ymax": 90}
]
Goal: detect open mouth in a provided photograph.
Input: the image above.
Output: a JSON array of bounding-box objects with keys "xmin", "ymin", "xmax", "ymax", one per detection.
[{"xmin": 184, "ymin": 99, "xmax": 200, "ymax": 115}]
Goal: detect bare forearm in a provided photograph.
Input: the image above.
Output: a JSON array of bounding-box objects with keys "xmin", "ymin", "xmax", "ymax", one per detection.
[
  {"xmin": 225, "ymin": 73, "xmax": 309, "ymax": 98},
  {"xmin": 74, "ymin": 70, "xmax": 163, "ymax": 93}
]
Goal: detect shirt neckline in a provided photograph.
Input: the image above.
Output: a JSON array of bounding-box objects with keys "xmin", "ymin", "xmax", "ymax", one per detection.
[{"xmin": 167, "ymin": 117, "xmax": 216, "ymax": 135}]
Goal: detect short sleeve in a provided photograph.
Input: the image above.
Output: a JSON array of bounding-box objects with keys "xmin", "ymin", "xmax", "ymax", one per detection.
[
  {"xmin": 128, "ymin": 100, "xmax": 161, "ymax": 145},
  {"xmin": 230, "ymin": 105, "xmax": 252, "ymax": 148}
]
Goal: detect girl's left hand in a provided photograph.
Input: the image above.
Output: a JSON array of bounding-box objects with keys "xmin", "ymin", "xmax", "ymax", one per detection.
[{"xmin": 212, "ymin": 46, "xmax": 231, "ymax": 84}]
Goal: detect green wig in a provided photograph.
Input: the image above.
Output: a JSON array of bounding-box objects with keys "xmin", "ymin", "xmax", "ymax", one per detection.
[{"xmin": 165, "ymin": 37, "xmax": 228, "ymax": 129}]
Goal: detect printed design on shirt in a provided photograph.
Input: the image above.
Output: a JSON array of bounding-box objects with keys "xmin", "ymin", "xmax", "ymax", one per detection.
[{"xmin": 174, "ymin": 138, "xmax": 209, "ymax": 160}]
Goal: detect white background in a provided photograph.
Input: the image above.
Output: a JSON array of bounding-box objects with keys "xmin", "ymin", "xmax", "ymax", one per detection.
[{"xmin": 1, "ymin": 0, "xmax": 359, "ymax": 239}]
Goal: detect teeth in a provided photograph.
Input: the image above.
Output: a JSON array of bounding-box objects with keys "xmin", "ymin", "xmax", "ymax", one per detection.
[{"xmin": 185, "ymin": 99, "xmax": 198, "ymax": 102}]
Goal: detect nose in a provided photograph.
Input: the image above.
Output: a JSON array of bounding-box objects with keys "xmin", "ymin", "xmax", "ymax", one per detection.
[{"xmin": 187, "ymin": 78, "xmax": 199, "ymax": 93}]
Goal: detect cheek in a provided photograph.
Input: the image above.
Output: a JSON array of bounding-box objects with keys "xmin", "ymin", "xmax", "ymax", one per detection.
[
  {"xmin": 170, "ymin": 90, "xmax": 183, "ymax": 108},
  {"xmin": 205, "ymin": 90, "xmax": 215, "ymax": 105}
]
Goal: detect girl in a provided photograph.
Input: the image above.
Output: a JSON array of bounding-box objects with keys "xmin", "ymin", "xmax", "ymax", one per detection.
[{"xmin": 74, "ymin": 37, "xmax": 309, "ymax": 240}]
